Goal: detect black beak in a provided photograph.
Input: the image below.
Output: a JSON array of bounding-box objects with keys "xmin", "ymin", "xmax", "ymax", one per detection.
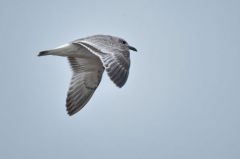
[{"xmin": 128, "ymin": 45, "xmax": 137, "ymax": 52}]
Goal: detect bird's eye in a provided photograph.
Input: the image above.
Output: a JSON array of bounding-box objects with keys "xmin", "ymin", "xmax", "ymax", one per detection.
[{"xmin": 121, "ymin": 40, "xmax": 127, "ymax": 44}]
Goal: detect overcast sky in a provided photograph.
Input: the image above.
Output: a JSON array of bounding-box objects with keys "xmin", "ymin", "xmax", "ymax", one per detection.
[{"xmin": 0, "ymin": 0, "xmax": 239, "ymax": 159}]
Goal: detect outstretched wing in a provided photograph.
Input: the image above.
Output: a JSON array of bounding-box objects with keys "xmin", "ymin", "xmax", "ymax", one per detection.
[
  {"xmin": 101, "ymin": 52, "xmax": 130, "ymax": 87},
  {"xmin": 67, "ymin": 57, "xmax": 104, "ymax": 116},
  {"xmin": 73, "ymin": 40, "xmax": 130, "ymax": 88}
]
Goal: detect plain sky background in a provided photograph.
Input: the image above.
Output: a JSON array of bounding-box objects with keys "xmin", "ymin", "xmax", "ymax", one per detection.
[{"xmin": 0, "ymin": 0, "xmax": 239, "ymax": 158}]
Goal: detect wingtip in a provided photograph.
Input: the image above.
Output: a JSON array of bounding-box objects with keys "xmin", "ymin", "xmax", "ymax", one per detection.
[
  {"xmin": 116, "ymin": 82, "xmax": 125, "ymax": 88},
  {"xmin": 66, "ymin": 102, "xmax": 81, "ymax": 116},
  {"xmin": 67, "ymin": 112, "xmax": 74, "ymax": 116},
  {"xmin": 66, "ymin": 106, "xmax": 77, "ymax": 116}
]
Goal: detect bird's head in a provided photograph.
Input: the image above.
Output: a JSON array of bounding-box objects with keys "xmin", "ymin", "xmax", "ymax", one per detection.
[{"xmin": 115, "ymin": 37, "xmax": 138, "ymax": 52}]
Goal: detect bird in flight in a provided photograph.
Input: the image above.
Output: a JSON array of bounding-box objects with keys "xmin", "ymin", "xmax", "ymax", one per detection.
[{"xmin": 38, "ymin": 35, "xmax": 137, "ymax": 116}]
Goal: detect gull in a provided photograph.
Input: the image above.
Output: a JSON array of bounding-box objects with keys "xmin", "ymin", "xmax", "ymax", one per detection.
[{"xmin": 38, "ymin": 35, "xmax": 137, "ymax": 116}]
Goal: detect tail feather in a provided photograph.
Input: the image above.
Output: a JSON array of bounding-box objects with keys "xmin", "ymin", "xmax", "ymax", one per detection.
[
  {"xmin": 37, "ymin": 43, "xmax": 80, "ymax": 57},
  {"xmin": 38, "ymin": 51, "xmax": 50, "ymax": 56}
]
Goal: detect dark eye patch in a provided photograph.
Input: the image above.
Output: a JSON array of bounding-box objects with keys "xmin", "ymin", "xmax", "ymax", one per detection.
[{"xmin": 121, "ymin": 40, "xmax": 127, "ymax": 44}]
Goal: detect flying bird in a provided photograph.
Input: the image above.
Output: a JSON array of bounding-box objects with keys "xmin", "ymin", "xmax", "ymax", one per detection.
[{"xmin": 38, "ymin": 35, "xmax": 137, "ymax": 116}]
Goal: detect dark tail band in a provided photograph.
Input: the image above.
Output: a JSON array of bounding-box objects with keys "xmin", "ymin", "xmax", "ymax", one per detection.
[{"xmin": 38, "ymin": 51, "xmax": 49, "ymax": 56}]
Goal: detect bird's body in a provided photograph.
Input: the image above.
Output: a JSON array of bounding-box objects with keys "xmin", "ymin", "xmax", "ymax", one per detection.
[{"xmin": 38, "ymin": 35, "xmax": 137, "ymax": 116}]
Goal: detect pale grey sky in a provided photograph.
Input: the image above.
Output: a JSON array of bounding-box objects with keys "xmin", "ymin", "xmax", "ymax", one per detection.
[{"xmin": 0, "ymin": 0, "xmax": 240, "ymax": 159}]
